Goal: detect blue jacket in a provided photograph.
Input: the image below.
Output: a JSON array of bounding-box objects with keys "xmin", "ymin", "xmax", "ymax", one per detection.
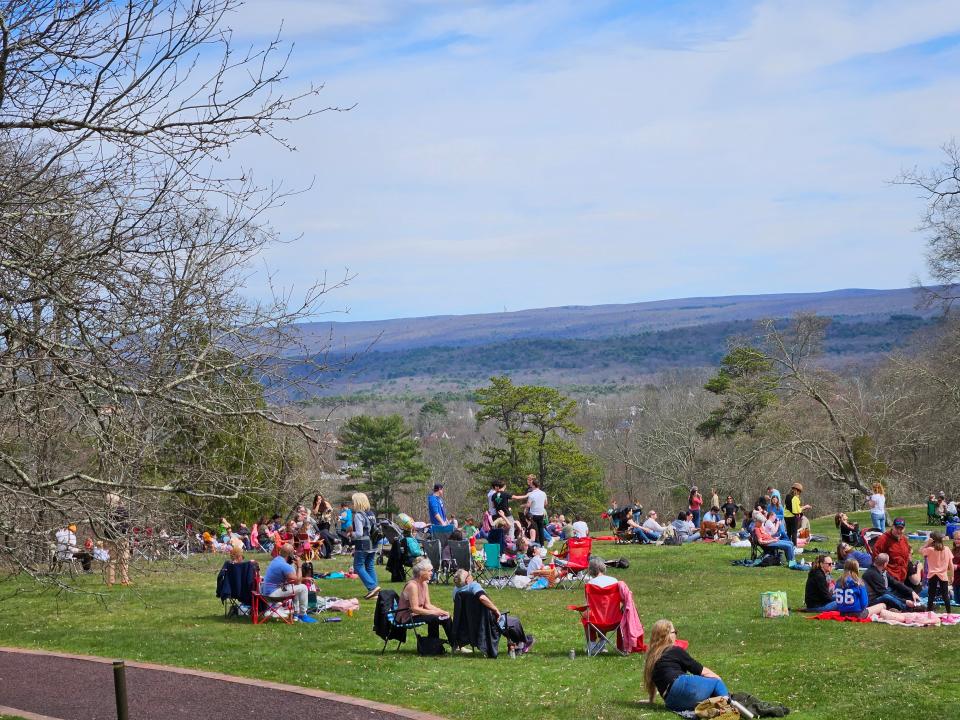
[{"xmin": 834, "ymin": 577, "xmax": 869, "ymax": 613}]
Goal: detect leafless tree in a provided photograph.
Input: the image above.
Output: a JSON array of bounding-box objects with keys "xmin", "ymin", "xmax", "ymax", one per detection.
[
  {"xmin": 0, "ymin": 0, "xmax": 348, "ymax": 587},
  {"xmin": 896, "ymin": 140, "xmax": 960, "ymax": 311}
]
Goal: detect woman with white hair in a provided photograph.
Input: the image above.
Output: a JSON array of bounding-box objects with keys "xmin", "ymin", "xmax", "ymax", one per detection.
[{"xmin": 398, "ymin": 557, "xmax": 454, "ymax": 648}]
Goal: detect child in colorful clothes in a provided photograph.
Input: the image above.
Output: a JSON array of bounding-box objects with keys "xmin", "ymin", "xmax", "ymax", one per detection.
[
  {"xmin": 921, "ymin": 532, "xmax": 953, "ymax": 612},
  {"xmin": 834, "ymin": 559, "xmax": 885, "ymax": 618}
]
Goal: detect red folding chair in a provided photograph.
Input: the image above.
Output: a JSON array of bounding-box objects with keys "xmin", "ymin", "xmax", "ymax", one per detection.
[
  {"xmin": 567, "ymin": 582, "xmax": 628, "ymax": 656},
  {"xmin": 251, "ymin": 569, "xmax": 295, "ymax": 624},
  {"xmin": 554, "ymin": 537, "xmax": 592, "ymax": 590}
]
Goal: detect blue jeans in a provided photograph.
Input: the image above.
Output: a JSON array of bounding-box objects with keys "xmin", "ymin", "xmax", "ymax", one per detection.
[
  {"xmin": 690, "ymin": 510, "xmax": 701, "ymax": 527},
  {"xmin": 870, "ymin": 513, "xmax": 885, "ymax": 532},
  {"xmin": 874, "ymin": 592, "xmax": 906, "ymax": 611},
  {"xmin": 807, "ymin": 601, "xmax": 838, "ymax": 612},
  {"xmin": 664, "ymin": 674, "xmax": 730, "ymax": 711},
  {"xmin": 765, "ymin": 540, "xmax": 795, "ymax": 562},
  {"xmin": 633, "ymin": 528, "xmax": 659, "ymax": 543},
  {"xmin": 681, "ymin": 531, "xmax": 701, "ymax": 543},
  {"xmin": 353, "ymin": 550, "xmax": 378, "ymax": 591}
]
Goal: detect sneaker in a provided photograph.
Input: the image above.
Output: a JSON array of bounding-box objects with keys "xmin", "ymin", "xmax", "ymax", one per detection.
[
  {"xmin": 298, "ymin": 614, "xmax": 318, "ymax": 624},
  {"xmin": 456, "ymin": 646, "xmax": 474, "ymax": 654},
  {"xmin": 729, "ymin": 699, "xmax": 755, "ymax": 719},
  {"xmin": 363, "ymin": 586, "xmax": 381, "ymax": 600},
  {"xmin": 522, "ymin": 635, "xmax": 535, "ymax": 654}
]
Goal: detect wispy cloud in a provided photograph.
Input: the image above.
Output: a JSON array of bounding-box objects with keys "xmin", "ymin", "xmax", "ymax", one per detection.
[{"xmin": 224, "ymin": 0, "xmax": 960, "ymax": 320}]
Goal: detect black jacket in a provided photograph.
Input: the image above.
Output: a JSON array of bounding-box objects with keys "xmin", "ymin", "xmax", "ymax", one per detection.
[
  {"xmin": 386, "ymin": 542, "xmax": 406, "ymax": 583},
  {"xmin": 216, "ymin": 560, "xmax": 257, "ymax": 605},
  {"xmin": 805, "ymin": 567, "xmax": 833, "ymax": 608},
  {"xmin": 452, "ymin": 590, "xmax": 501, "ymax": 658},
  {"xmin": 863, "ymin": 565, "xmax": 912, "ymax": 603},
  {"xmin": 373, "ymin": 589, "xmax": 409, "ymax": 644}
]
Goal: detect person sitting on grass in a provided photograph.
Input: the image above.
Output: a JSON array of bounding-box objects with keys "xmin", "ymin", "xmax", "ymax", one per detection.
[
  {"xmin": 671, "ymin": 512, "xmax": 701, "ymax": 543},
  {"xmin": 452, "ymin": 569, "xmax": 534, "ymax": 654},
  {"xmin": 753, "ymin": 520, "xmax": 804, "ymax": 568},
  {"xmin": 834, "ymin": 559, "xmax": 886, "ymax": 618},
  {"xmin": 624, "ymin": 515, "xmax": 659, "ymax": 543},
  {"xmin": 261, "ymin": 543, "xmax": 315, "ymax": 623},
  {"xmin": 643, "ymin": 619, "xmax": 733, "ymax": 712},
  {"xmin": 804, "ymin": 554, "xmax": 838, "ymax": 612},
  {"xmin": 837, "ymin": 541, "xmax": 872, "ymax": 569},
  {"xmin": 641, "ymin": 511, "xmax": 666, "ymax": 541},
  {"xmin": 862, "ymin": 553, "xmax": 920, "ymax": 611}
]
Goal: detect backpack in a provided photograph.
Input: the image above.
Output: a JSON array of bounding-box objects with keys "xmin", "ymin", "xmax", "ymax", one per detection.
[
  {"xmin": 368, "ymin": 513, "xmax": 383, "ymax": 545},
  {"xmin": 758, "ymin": 553, "xmax": 782, "ymax": 567},
  {"xmin": 662, "ymin": 526, "xmax": 682, "ymax": 546}
]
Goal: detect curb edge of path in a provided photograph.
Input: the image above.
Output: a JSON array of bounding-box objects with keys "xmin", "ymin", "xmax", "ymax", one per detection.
[
  {"xmin": 0, "ymin": 704, "xmax": 68, "ymax": 720},
  {"xmin": 0, "ymin": 647, "xmax": 447, "ymax": 720}
]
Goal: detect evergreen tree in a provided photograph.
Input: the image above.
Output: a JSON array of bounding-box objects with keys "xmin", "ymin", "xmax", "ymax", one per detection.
[{"xmin": 337, "ymin": 415, "xmax": 430, "ymax": 515}]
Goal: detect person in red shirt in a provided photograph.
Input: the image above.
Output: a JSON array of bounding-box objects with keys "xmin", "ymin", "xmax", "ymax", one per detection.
[{"xmin": 872, "ymin": 517, "xmax": 912, "ymax": 583}]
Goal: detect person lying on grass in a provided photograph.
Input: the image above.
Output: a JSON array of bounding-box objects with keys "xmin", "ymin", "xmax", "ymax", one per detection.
[
  {"xmin": 837, "ymin": 541, "xmax": 872, "ymax": 568},
  {"xmin": 643, "ymin": 619, "xmax": 730, "ymax": 712}
]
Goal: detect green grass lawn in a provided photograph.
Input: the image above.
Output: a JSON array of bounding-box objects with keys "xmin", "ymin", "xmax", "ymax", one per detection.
[{"xmin": 1, "ymin": 506, "xmax": 956, "ymax": 720}]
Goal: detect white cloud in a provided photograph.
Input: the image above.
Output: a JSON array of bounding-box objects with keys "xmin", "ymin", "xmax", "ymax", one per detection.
[{"xmin": 222, "ymin": 0, "xmax": 960, "ymax": 320}]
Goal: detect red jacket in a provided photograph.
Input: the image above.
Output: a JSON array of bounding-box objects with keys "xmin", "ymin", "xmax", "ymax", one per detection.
[{"xmin": 873, "ymin": 531, "xmax": 911, "ymax": 582}]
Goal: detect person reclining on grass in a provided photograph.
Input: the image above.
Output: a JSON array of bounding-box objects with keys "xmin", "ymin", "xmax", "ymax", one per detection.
[
  {"xmin": 261, "ymin": 543, "xmax": 315, "ymax": 623},
  {"xmin": 837, "ymin": 541, "xmax": 872, "ymax": 569},
  {"xmin": 753, "ymin": 522, "xmax": 804, "ymax": 568},
  {"xmin": 863, "ymin": 553, "xmax": 920, "ymax": 611}
]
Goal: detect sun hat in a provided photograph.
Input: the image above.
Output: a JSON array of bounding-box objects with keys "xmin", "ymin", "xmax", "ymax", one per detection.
[{"xmin": 791, "ymin": 482, "xmax": 803, "ymax": 492}]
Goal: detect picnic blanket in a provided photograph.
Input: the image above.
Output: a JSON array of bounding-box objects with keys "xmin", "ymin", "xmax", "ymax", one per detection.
[{"xmin": 808, "ymin": 611, "xmax": 871, "ymax": 623}]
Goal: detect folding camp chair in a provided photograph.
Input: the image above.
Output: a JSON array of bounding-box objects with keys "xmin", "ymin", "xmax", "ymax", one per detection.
[
  {"xmin": 567, "ymin": 582, "xmax": 628, "ymax": 656},
  {"xmin": 554, "ymin": 537, "xmax": 592, "ymax": 590},
  {"xmin": 374, "ymin": 590, "xmax": 426, "ymax": 653},
  {"xmin": 444, "ymin": 539, "xmax": 472, "ymax": 580},
  {"xmin": 217, "ymin": 560, "xmax": 257, "ymax": 619},
  {"xmin": 251, "ymin": 569, "xmax": 296, "ymax": 624},
  {"xmin": 480, "ymin": 542, "xmax": 508, "ymax": 587},
  {"xmin": 423, "ymin": 539, "xmax": 444, "ymax": 583}
]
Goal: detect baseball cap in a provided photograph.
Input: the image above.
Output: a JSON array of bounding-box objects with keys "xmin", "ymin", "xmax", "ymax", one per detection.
[{"xmin": 893, "ymin": 517, "xmax": 906, "ymax": 527}]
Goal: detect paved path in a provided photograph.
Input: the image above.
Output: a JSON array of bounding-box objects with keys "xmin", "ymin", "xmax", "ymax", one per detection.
[{"xmin": 0, "ymin": 648, "xmax": 443, "ymax": 720}]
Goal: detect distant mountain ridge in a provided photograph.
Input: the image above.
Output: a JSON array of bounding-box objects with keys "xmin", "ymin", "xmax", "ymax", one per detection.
[{"xmin": 294, "ymin": 287, "xmax": 930, "ymax": 356}]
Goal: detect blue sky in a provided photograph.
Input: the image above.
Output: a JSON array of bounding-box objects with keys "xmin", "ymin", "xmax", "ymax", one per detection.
[{"xmin": 224, "ymin": 0, "xmax": 960, "ymax": 322}]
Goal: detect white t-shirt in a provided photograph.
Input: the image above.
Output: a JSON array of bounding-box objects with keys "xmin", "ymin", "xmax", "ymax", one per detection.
[
  {"xmin": 487, "ymin": 488, "xmax": 496, "ymax": 515},
  {"xmin": 527, "ymin": 488, "xmax": 547, "ymax": 516},
  {"xmin": 587, "ymin": 574, "xmax": 617, "ymax": 587},
  {"xmin": 869, "ymin": 493, "xmax": 886, "ymax": 513},
  {"xmin": 572, "ymin": 521, "xmax": 589, "ymax": 538},
  {"xmin": 526, "ymin": 554, "xmax": 544, "ymax": 574},
  {"xmin": 643, "ymin": 518, "xmax": 665, "ymax": 533}
]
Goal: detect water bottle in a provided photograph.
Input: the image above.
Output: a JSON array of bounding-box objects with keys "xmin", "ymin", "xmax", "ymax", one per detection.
[
  {"xmin": 323, "ymin": 616, "xmax": 342, "ymax": 623},
  {"xmin": 568, "ymin": 649, "xmax": 576, "ymax": 660},
  {"xmin": 508, "ymin": 647, "xmax": 516, "ymax": 659}
]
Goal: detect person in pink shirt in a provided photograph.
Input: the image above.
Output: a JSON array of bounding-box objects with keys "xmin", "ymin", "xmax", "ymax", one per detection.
[
  {"xmin": 921, "ymin": 531, "xmax": 953, "ymax": 613},
  {"xmin": 687, "ymin": 487, "xmax": 703, "ymax": 528}
]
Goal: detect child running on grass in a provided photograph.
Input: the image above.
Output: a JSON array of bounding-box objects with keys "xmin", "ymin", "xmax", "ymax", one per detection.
[{"xmin": 921, "ymin": 531, "xmax": 953, "ymax": 613}]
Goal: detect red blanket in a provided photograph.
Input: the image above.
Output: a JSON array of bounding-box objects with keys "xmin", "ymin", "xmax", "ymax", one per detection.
[{"xmin": 807, "ymin": 611, "xmax": 871, "ymax": 623}]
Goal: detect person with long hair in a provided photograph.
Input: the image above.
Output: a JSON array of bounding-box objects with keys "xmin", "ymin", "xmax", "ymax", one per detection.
[
  {"xmin": 688, "ymin": 487, "xmax": 703, "ymax": 528},
  {"xmin": 835, "ymin": 512, "xmax": 860, "ymax": 546},
  {"xmin": 868, "ymin": 482, "xmax": 887, "ymax": 531},
  {"xmin": 782, "ymin": 483, "xmax": 811, "ymax": 545},
  {"xmin": 921, "ymin": 531, "xmax": 953, "ymax": 613},
  {"xmin": 836, "ymin": 541, "xmax": 872, "ymax": 568},
  {"xmin": 312, "ymin": 493, "xmax": 333, "ymax": 525},
  {"xmin": 834, "ymin": 559, "xmax": 885, "ymax": 618},
  {"xmin": 804, "ymin": 554, "xmax": 838, "ymax": 612},
  {"xmin": 643, "ymin": 619, "xmax": 730, "ymax": 711},
  {"xmin": 351, "ymin": 492, "xmax": 380, "ymax": 599}
]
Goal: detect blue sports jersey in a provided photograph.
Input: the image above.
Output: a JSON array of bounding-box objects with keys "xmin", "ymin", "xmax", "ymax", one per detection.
[{"xmin": 834, "ymin": 577, "xmax": 869, "ymax": 613}]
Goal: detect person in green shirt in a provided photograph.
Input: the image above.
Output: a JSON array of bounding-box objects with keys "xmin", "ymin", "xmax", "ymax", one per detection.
[{"xmin": 461, "ymin": 518, "xmax": 478, "ymax": 539}]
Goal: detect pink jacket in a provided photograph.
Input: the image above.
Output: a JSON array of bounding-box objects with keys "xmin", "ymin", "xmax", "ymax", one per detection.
[{"xmin": 617, "ymin": 581, "xmax": 646, "ymax": 653}]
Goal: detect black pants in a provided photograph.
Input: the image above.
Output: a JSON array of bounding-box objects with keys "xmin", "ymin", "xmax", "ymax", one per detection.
[
  {"xmin": 785, "ymin": 516, "xmax": 799, "ymax": 546},
  {"xmin": 530, "ymin": 514, "xmax": 545, "ymax": 545},
  {"xmin": 501, "ymin": 614, "xmax": 528, "ymax": 646},
  {"xmin": 420, "ymin": 613, "xmax": 454, "ymax": 644},
  {"xmin": 928, "ymin": 575, "xmax": 952, "ymax": 612}
]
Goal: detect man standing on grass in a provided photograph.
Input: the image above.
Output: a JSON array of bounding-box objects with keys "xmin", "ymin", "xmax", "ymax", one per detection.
[
  {"xmin": 428, "ymin": 483, "xmax": 451, "ymax": 533},
  {"xmin": 523, "ymin": 477, "xmax": 548, "ymax": 545},
  {"xmin": 873, "ymin": 517, "xmax": 912, "ymax": 583}
]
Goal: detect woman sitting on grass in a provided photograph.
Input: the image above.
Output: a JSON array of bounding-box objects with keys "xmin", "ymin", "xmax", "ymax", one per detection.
[
  {"xmin": 643, "ymin": 619, "xmax": 730, "ymax": 711},
  {"xmin": 804, "ymin": 554, "xmax": 837, "ymax": 612}
]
